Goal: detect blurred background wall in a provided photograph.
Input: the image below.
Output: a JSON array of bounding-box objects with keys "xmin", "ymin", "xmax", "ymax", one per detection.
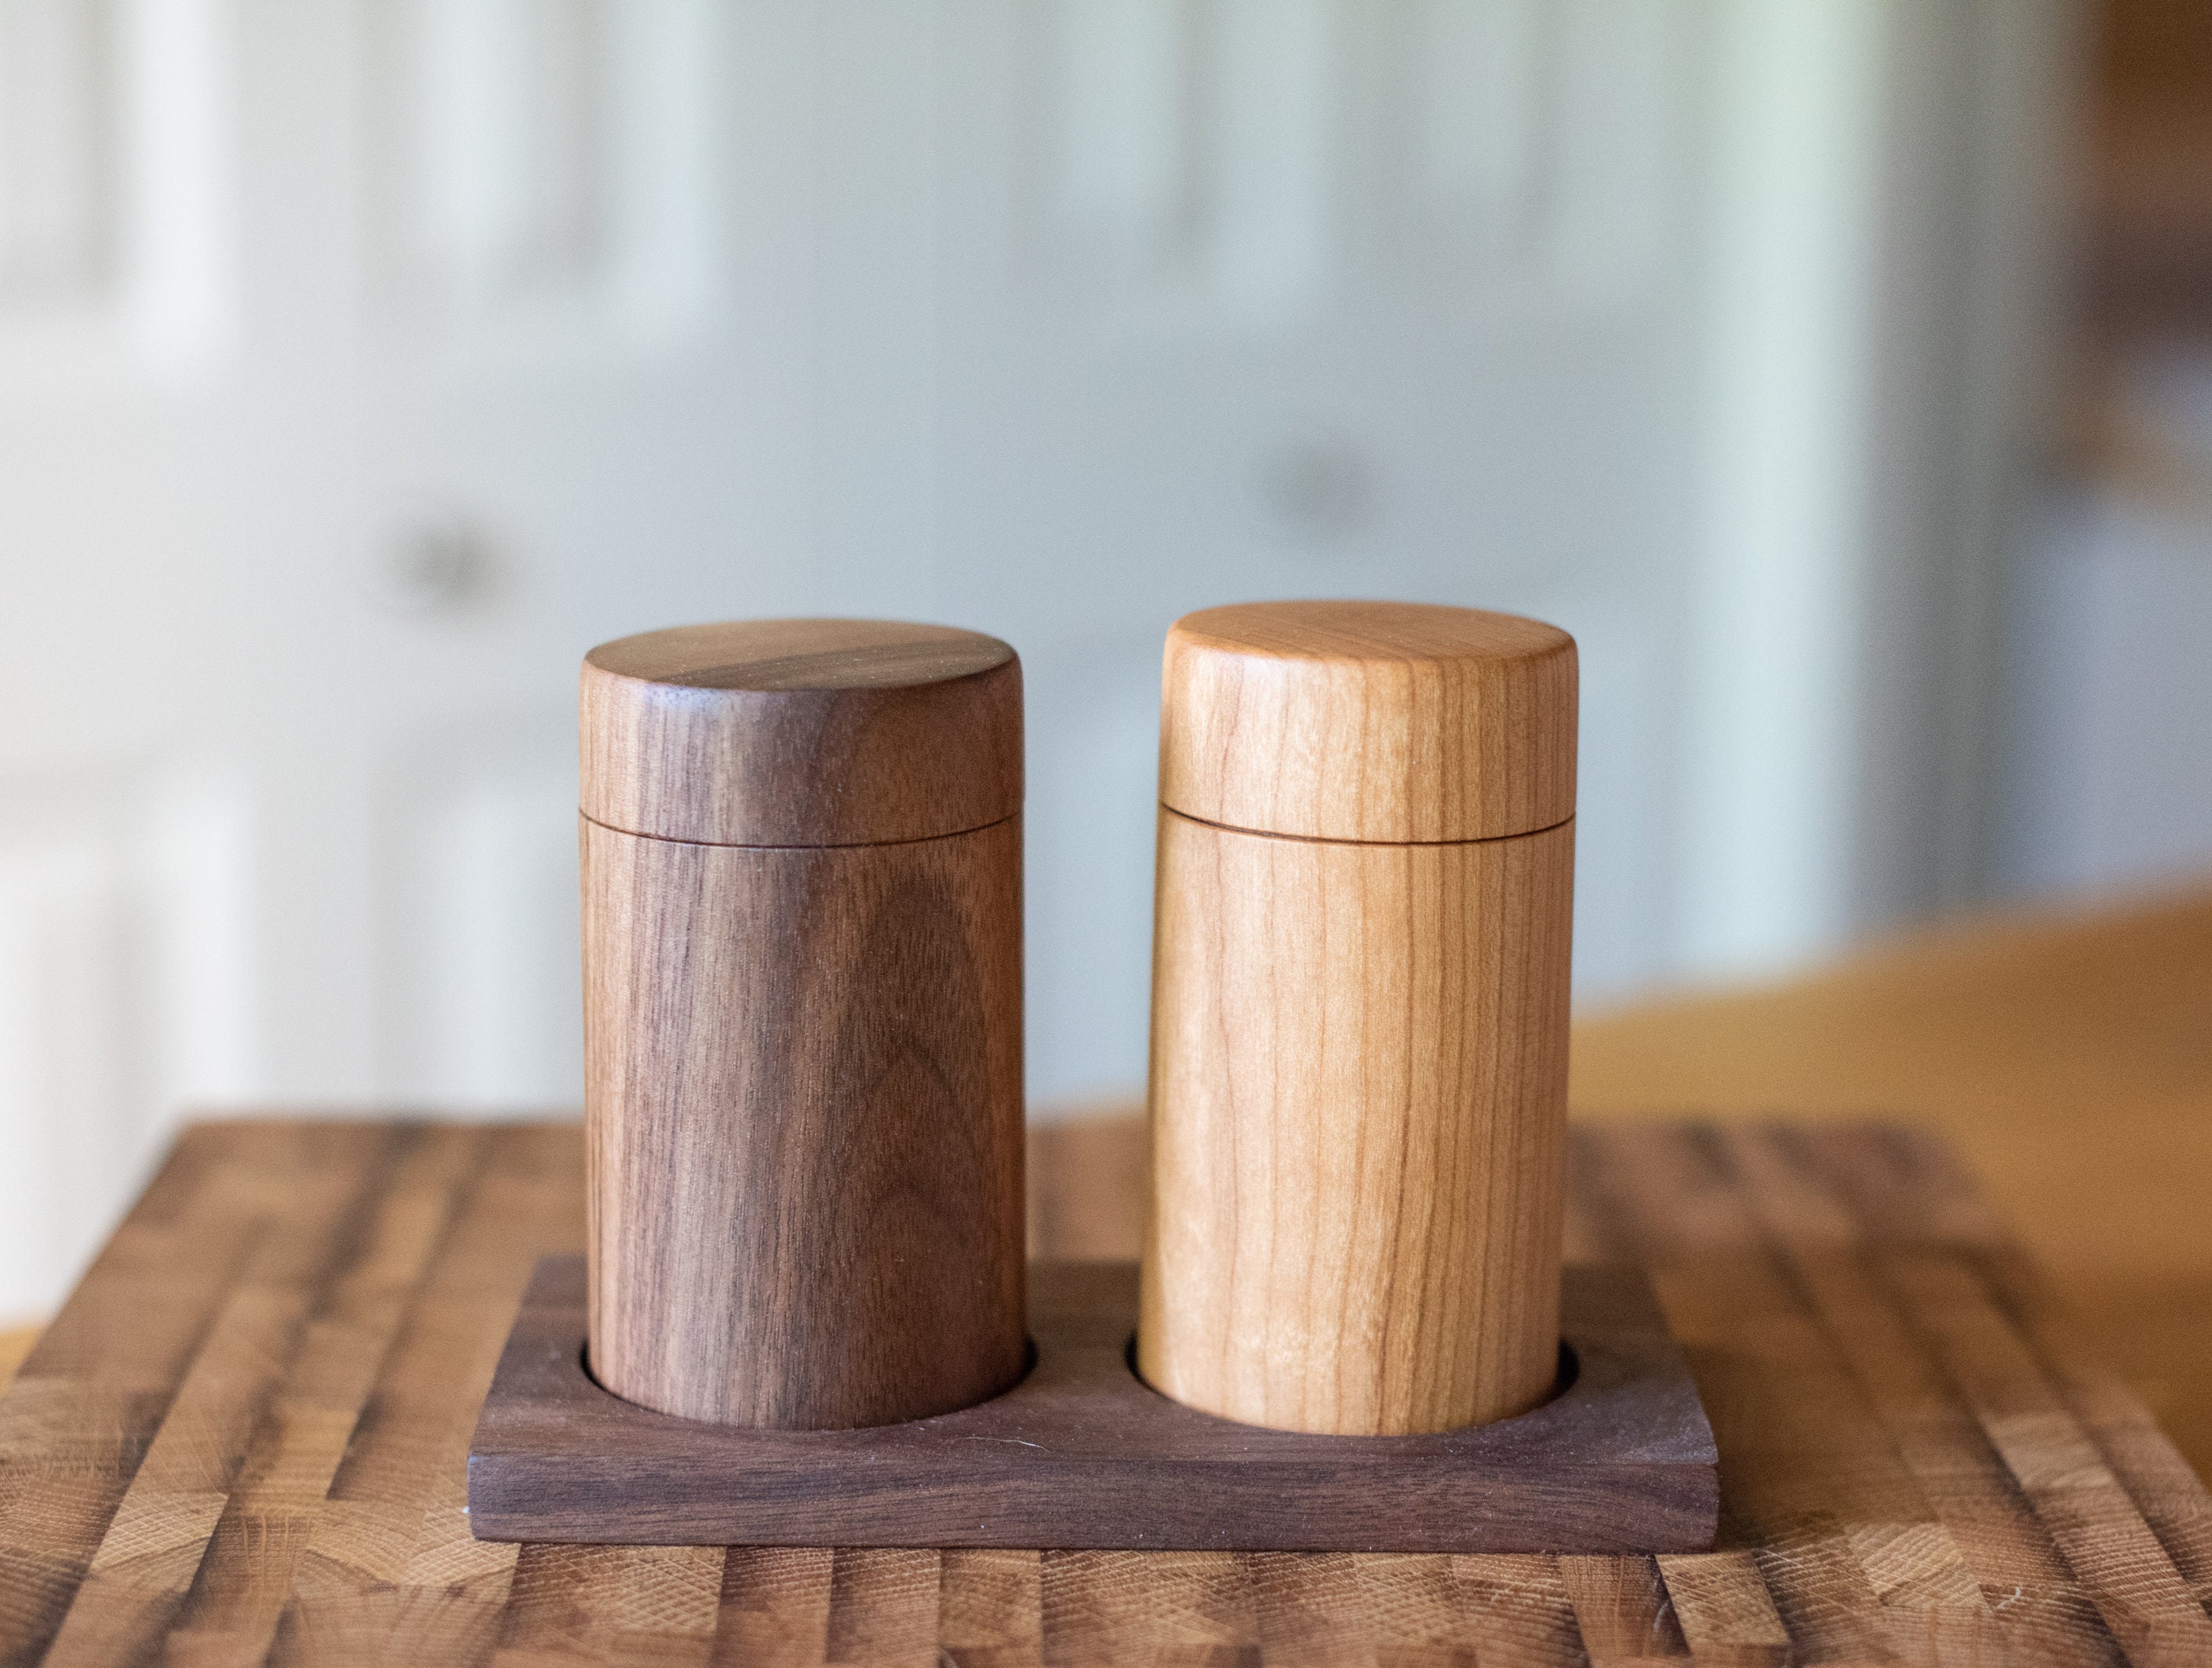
[
  {"xmin": 2000, "ymin": 0, "xmax": 2212, "ymax": 901},
  {"xmin": 4, "ymin": 0, "xmax": 2203, "ymax": 1324}
]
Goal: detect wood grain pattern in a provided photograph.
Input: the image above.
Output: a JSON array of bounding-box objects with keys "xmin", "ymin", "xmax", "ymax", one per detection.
[
  {"xmin": 1571, "ymin": 879, "xmax": 2212, "ymax": 1488},
  {"xmin": 584, "ymin": 813, "xmax": 1025, "ymax": 1429},
  {"xmin": 1141, "ymin": 809, "xmax": 1574, "ymax": 1434},
  {"xmin": 5, "ymin": 1115, "xmax": 2208, "ymax": 1665},
  {"xmin": 1143, "ymin": 601, "xmax": 1577, "ymax": 1440},
  {"xmin": 468, "ymin": 1259, "xmax": 1715, "ymax": 1550},
  {"xmin": 1158, "ymin": 601, "xmax": 1576, "ymax": 843},
  {"xmin": 580, "ymin": 619, "xmax": 1021, "ymax": 847},
  {"xmin": 580, "ymin": 617, "xmax": 1027, "ymax": 1432}
]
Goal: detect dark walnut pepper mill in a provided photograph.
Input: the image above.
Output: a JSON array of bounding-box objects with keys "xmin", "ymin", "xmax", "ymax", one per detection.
[{"xmin": 580, "ymin": 618, "xmax": 1026, "ymax": 1429}]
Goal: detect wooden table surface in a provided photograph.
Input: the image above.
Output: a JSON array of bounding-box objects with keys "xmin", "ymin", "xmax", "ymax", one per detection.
[
  {"xmin": 1567, "ymin": 881, "xmax": 2212, "ymax": 1487},
  {"xmin": 5, "ymin": 1116, "xmax": 2211, "ymax": 1665}
]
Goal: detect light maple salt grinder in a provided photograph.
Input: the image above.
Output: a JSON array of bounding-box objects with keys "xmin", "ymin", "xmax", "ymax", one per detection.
[
  {"xmin": 580, "ymin": 619, "xmax": 1027, "ymax": 1429},
  {"xmin": 1138, "ymin": 601, "xmax": 1577, "ymax": 1435}
]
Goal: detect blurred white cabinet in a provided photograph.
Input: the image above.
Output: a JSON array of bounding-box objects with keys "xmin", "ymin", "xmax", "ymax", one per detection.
[
  {"xmin": 0, "ymin": 0, "xmax": 2068, "ymax": 1317},
  {"xmin": 2003, "ymin": 355, "xmax": 2212, "ymax": 895}
]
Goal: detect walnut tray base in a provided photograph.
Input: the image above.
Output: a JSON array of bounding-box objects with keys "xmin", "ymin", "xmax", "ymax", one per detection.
[{"xmin": 467, "ymin": 1257, "xmax": 1716, "ymax": 1552}]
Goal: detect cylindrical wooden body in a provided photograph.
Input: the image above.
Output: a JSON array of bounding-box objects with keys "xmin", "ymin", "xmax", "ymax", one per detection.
[
  {"xmin": 1141, "ymin": 810, "xmax": 1572, "ymax": 1433},
  {"xmin": 1137, "ymin": 601, "xmax": 1577, "ymax": 1436},
  {"xmin": 580, "ymin": 619, "xmax": 1027, "ymax": 1430},
  {"xmin": 584, "ymin": 816, "xmax": 1025, "ymax": 1428}
]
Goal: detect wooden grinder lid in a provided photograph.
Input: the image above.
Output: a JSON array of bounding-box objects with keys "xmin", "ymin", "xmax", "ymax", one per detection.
[
  {"xmin": 1159, "ymin": 600, "xmax": 1576, "ymax": 843},
  {"xmin": 581, "ymin": 618, "xmax": 1022, "ymax": 846}
]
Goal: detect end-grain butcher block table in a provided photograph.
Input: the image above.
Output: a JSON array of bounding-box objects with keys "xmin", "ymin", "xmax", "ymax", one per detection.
[{"xmin": 4, "ymin": 1119, "xmax": 2210, "ymax": 1666}]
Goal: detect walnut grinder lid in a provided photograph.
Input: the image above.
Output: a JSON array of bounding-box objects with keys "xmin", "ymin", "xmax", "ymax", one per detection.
[{"xmin": 581, "ymin": 618, "xmax": 1022, "ymax": 846}]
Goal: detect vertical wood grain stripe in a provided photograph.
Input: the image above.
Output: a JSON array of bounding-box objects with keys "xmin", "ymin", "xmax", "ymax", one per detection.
[
  {"xmin": 1352, "ymin": 1551, "xmax": 1461, "ymax": 1659},
  {"xmin": 1966, "ymin": 1233, "xmax": 2212, "ymax": 1619},
  {"xmin": 162, "ymin": 1127, "xmax": 482, "ymax": 1663},
  {"xmin": 45, "ymin": 1256, "xmax": 347, "ymax": 1666},
  {"xmin": 489, "ymin": 1539, "xmax": 726, "ymax": 1663},
  {"xmin": 492, "ymin": 1542, "xmax": 636, "ymax": 1661},
  {"xmin": 1799, "ymin": 1130, "xmax": 2188, "ymax": 1664},
  {"xmin": 391, "ymin": 1127, "xmax": 591, "ymax": 1668},
  {"xmin": 1654, "ymin": 1551, "xmax": 1789, "ymax": 1664},
  {"xmin": 1751, "ymin": 1128, "xmax": 2141, "ymax": 1662},
  {"xmin": 826, "ymin": 1548, "xmax": 940, "ymax": 1666},
  {"xmin": 1041, "ymin": 1551, "xmax": 1257, "ymax": 1663},
  {"xmin": 1, "ymin": 1124, "xmax": 398, "ymax": 1666},
  {"xmin": 1246, "ymin": 1551, "xmax": 1372, "ymax": 1667},
  {"xmin": 712, "ymin": 1546, "xmax": 832, "ymax": 1666},
  {"xmin": 938, "ymin": 1548, "xmax": 1043, "ymax": 1667},
  {"xmin": 1557, "ymin": 1554, "xmax": 1690, "ymax": 1663},
  {"xmin": 1883, "ymin": 1249, "xmax": 2212, "ymax": 1663},
  {"xmin": 1717, "ymin": 1128, "xmax": 2007, "ymax": 1664},
  {"xmin": 1452, "ymin": 1555, "xmax": 1585, "ymax": 1663},
  {"xmin": 277, "ymin": 1125, "xmax": 588, "ymax": 1665}
]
